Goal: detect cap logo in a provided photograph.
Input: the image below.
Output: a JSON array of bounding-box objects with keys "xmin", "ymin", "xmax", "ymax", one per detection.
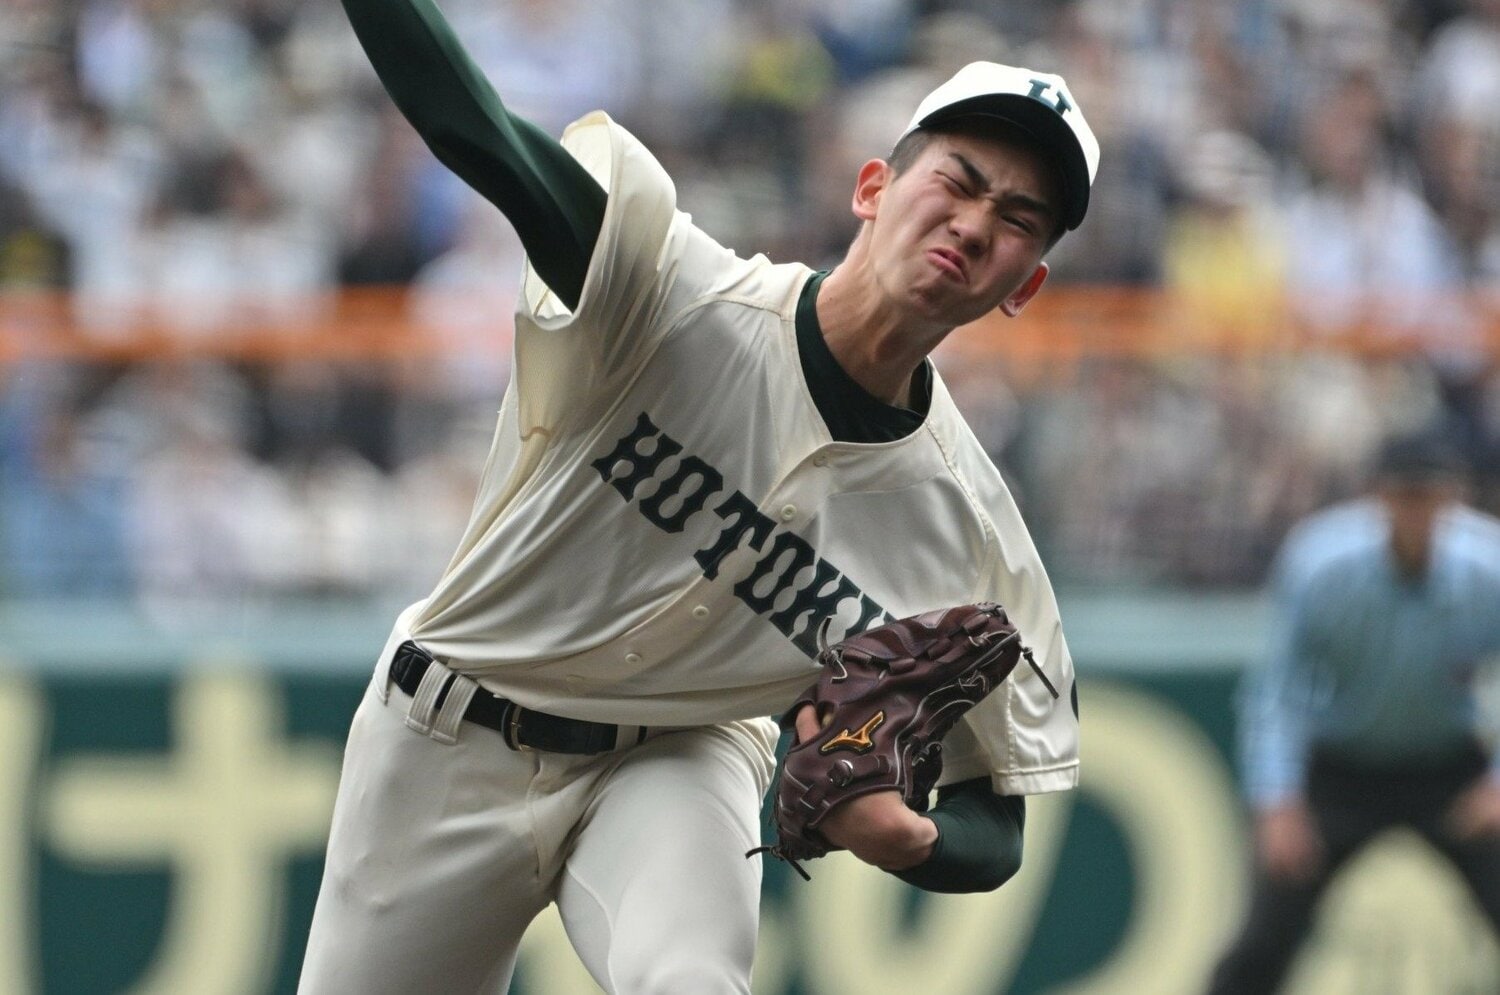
[{"xmin": 1025, "ymin": 78, "xmax": 1072, "ymax": 116}]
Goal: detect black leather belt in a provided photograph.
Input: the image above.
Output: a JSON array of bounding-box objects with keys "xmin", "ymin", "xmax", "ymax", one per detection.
[{"xmin": 389, "ymin": 641, "xmax": 640, "ymax": 755}]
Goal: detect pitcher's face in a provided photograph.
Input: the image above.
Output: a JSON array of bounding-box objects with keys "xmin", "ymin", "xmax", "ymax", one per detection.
[{"xmin": 855, "ymin": 130, "xmax": 1058, "ymax": 327}]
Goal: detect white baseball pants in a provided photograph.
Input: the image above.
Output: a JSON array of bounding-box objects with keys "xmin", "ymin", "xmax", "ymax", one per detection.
[{"xmin": 299, "ymin": 651, "xmax": 778, "ymax": 994}]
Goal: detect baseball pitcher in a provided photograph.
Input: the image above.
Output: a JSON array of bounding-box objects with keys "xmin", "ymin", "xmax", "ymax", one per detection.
[{"xmin": 300, "ymin": 1, "xmax": 1099, "ymax": 991}]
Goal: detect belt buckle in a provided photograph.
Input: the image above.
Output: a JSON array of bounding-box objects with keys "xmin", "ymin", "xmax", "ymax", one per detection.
[{"xmin": 503, "ymin": 701, "xmax": 533, "ymax": 752}]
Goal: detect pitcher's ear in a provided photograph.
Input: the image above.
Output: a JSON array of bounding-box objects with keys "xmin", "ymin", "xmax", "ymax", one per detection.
[
  {"xmin": 1000, "ymin": 262, "xmax": 1048, "ymax": 317},
  {"xmin": 851, "ymin": 159, "xmax": 893, "ymax": 222}
]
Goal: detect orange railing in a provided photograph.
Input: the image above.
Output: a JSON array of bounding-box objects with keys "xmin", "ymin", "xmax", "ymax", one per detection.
[{"xmin": 5, "ymin": 287, "xmax": 1500, "ymax": 368}]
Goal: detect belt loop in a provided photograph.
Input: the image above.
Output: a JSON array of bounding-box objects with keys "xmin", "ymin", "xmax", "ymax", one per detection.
[
  {"xmin": 374, "ymin": 642, "xmax": 399, "ymax": 705},
  {"xmin": 430, "ymin": 674, "xmax": 478, "ymax": 745},
  {"xmin": 404, "ymin": 658, "xmax": 453, "ymax": 735}
]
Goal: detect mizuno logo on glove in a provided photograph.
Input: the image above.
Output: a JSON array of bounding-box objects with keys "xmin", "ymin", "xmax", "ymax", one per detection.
[{"xmin": 819, "ymin": 711, "xmax": 886, "ymax": 754}]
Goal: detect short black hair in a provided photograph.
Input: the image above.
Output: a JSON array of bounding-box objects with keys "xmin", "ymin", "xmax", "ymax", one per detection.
[
  {"xmin": 887, "ymin": 128, "xmax": 940, "ymax": 178},
  {"xmin": 888, "ymin": 118, "xmax": 1067, "ymax": 250}
]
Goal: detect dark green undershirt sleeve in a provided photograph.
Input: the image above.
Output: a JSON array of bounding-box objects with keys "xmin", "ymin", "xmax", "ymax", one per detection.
[
  {"xmin": 340, "ymin": 0, "xmax": 605, "ymax": 310},
  {"xmin": 892, "ymin": 777, "xmax": 1025, "ymax": 893}
]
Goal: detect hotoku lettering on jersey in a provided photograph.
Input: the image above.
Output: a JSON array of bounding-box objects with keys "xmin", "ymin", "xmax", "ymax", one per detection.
[{"xmin": 592, "ymin": 411, "xmax": 892, "ymax": 657}]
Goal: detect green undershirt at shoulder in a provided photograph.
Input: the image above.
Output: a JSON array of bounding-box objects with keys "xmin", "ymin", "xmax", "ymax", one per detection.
[{"xmin": 794, "ymin": 270, "xmax": 933, "ymax": 445}]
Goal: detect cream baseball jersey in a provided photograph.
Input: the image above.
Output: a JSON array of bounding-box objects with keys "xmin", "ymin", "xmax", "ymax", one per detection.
[{"xmin": 393, "ymin": 112, "xmax": 1079, "ymax": 797}]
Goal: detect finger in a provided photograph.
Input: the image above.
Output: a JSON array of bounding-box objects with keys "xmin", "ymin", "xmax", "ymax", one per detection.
[{"xmin": 793, "ymin": 704, "xmax": 820, "ymax": 745}]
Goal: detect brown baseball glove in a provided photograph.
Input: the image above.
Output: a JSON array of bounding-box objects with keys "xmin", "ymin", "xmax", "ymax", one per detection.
[{"xmin": 748, "ymin": 601, "xmax": 1056, "ymax": 880}]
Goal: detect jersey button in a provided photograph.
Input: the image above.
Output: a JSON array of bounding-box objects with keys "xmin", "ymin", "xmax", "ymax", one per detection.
[
  {"xmin": 779, "ymin": 504, "xmax": 797, "ymax": 521},
  {"xmin": 812, "ymin": 455, "xmax": 828, "ymax": 467},
  {"xmin": 692, "ymin": 605, "xmax": 710, "ymax": 619},
  {"xmin": 624, "ymin": 652, "xmax": 643, "ymax": 666}
]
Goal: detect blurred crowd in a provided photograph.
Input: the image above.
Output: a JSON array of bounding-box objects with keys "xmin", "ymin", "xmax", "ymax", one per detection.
[{"xmin": 2, "ymin": 0, "xmax": 1500, "ymax": 610}]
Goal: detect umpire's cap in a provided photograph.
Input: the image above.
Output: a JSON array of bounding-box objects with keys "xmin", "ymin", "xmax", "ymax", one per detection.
[
  {"xmin": 1375, "ymin": 427, "xmax": 1468, "ymax": 483},
  {"xmin": 899, "ymin": 62, "xmax": 1100, "ymax": 231}
]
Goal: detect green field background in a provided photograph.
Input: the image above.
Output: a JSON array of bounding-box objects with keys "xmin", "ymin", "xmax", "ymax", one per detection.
[{"xmin": 1, "ymin": 593, "xmax": 1495, "ymax": 994}]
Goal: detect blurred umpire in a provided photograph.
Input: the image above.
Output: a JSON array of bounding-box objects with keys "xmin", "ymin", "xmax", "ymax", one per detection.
[{"xmin": 1209, "ymin": 425, "xmax": 1500, "ymax": 993}]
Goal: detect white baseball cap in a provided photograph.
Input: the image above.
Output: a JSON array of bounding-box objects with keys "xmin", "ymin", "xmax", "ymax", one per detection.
[{"xmin": 898, "ymin": 62, "xmax": 1100, "ymax": 231}]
